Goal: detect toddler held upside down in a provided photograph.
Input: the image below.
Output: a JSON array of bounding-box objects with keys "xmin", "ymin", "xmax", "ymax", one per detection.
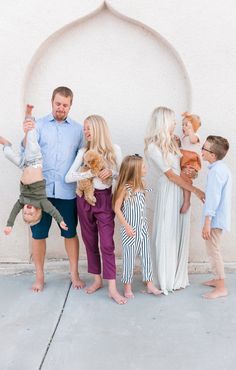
[{"xmin": 0, "ymin": 104, "xmax": 67, "ymax": 235}]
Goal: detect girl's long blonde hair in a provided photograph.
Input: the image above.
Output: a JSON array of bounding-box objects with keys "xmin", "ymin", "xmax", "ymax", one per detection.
[
  {"xmin": 144, "ymin": 106, "xmax": 181, "ymax": 162},
  {"xmin": 113, "ymin": 155, "xmax": 144, "ymax": 208},
  {"xmin": 84, "ymin": 115, "xmax": 117, "ymax": 169}
]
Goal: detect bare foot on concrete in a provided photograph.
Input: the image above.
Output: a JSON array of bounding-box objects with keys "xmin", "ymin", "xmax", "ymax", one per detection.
[
  {"xmin": 202, "ymin": 279, "xmax": 217, "ymax": 287},
  {"xmin": 109, "ymin": 290, "xmax": 127, "ymax": 305},
  {"xmin": 72, "ymin": 274, "xmax": 85, "ymax": 289},
  {"xmin": 146, "ymin": 281, "xmax": 162, "ymax": 296},
  {"xmin": 124, "ymin": 283, "xmax": 134, "ymax": 299},
  {"xmin": 85, "ymin": 276, "xmax": 103, "ymax": 294},
  {"xmin": 32, "ymin": 273, "xmax": 44, "ymax": 292},
  {"xmin": 202, "ymin": 288, "xmax": 228, "ymax": 299}
]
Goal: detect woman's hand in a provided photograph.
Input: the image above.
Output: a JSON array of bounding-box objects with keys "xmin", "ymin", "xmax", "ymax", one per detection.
[
  {"xmin": 194, "ymin": 187, "xmax": 205, "ymax": 202},
  {"xmin": 173, "ymin": 135, "xmax": 181, "ymax": 148},
  {"xmin": 98, "ymin": 169, "xmax": 112, "ymax": 181},
  {"xmin": 125, "ymin": 224, "xmax": 135, "ymax": 237},
  {"xmin": 183, "ymin": 166, "xmax": 198, "ymax": 179}
]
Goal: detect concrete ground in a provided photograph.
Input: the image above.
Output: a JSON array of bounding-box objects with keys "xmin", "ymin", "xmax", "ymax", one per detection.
[{"xmin": 0, "ymin": 268, "xmax": 236, "ymax": 370}]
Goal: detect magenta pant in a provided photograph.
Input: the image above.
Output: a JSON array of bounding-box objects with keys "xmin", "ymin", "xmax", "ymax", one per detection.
[{"xmin": 77, "ymin": 187, "xmax": 116, "ymax": 280}]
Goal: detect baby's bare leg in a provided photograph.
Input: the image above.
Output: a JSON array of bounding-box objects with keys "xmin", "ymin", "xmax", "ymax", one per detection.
[
  {"xmin": 180, "ymin": 171, "xmax": 192, "ymax": 214},
  {"xmin": 180, "ymin": 189, "xmax": 191, "ymax": 214}
]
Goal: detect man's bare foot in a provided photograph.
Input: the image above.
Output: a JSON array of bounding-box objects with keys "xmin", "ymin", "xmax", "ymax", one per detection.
[
  {"xmin": 146, "ymin": 281, "xmax": 162, "ymax": 296},
  {"xmin": 202, "ymin": 279, "xmax": 217, "ymax": 287},
  {"xmin": 180, "ymin": 202, "xmax": 190, "ymax": 214},
  {"xmin": 31, "ymin": 273, "xmax": 44, "ymax": 292},
  {"xmin": 85, "ymin": 276, "xmax": 103, "ymax": 294},
  {"xmin": 109, "ymin": 290, "xmax": 127, "ymax": 304},
  {"xmin": 72, "ymin": 275, "xmax": 85, "ymax": 289},
  {"xmin": 202, "ymin": 288, "xmax": 228, "ymax": 299},
  {"xmin": 0, "ymin": 136, "xmax": 11, "ymax": 146}
]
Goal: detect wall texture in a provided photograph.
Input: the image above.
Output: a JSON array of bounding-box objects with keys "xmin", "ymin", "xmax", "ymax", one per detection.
[{"xmin": 0, "ymin": 0, "xmax": 235, "ymax": 267}]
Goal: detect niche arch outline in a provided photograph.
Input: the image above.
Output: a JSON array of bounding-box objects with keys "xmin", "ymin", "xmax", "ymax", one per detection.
[{"xmin": 22, "ymin": 0, "xmax": 192, "ymax": 109}]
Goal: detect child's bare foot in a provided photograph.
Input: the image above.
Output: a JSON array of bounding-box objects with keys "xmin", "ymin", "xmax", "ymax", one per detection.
[
  {"xmin": 85, "ymin": 276, "xmax": 103, "ymax": 294},
  {"xmin": 202, "ymin": 288, "xmax": 228, "ymax": 299},
  {"xmin": 146, "ymin": 281, "xmax": 162, "ymax": 296},
  {"xmin": 202, "ymin": 279, "xmax": 217, "ymax": 287},
  {"xmin": 109, "ymin": 290, "xmax": 127, "ymax": 304},
  {"xmin": 71, "ymin": 274, "xmax": 85, "ymax": 289},
  {"xmin": 124, "ymin": 283, "xmax": 134, "ymax": 298},
  {"xmin": 32, "ymin": 273, "xmax": 44, "ymax": 292},
  {"xmin": 0, "ymin": 136, "xmax": 11, "ymax": 146},
  {"xmin": 108, "ymin": 279, "xmax": 127, "ymax": 304},
  {"xmin": 124, "ymin": 291, "xmax": 134, "ymax": 298},
  {"xmin": 180, "ymin": 202, "xmax": 190, "ymax": 214}
]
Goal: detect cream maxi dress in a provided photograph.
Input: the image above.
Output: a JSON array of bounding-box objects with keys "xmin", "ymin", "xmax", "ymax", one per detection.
[{"xmin": 147, "ymin": 143, "xmax": 190, "ymax": 295}]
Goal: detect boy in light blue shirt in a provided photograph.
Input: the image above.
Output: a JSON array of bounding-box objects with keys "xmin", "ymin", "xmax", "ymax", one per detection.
[{"xmin": 201, "ymin": 135, "xmax": 232, "ymax": 299}]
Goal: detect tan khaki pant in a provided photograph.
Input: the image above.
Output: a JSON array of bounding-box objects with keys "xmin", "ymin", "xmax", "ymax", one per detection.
[{"xmin": 205, "ymin": 228, "xmax": 225, "ymax": 279}]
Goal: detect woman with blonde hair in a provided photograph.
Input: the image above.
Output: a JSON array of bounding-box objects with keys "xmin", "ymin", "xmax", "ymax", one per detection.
[
  {"xmin": 66, "ymin": 115, "xmax": 127, "ymax": 304},
  {"xmin": 145, "ymin": 106, "xmax": 204, "ymax": 295}
]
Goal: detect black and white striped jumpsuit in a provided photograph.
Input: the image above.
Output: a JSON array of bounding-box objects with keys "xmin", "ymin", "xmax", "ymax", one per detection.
[{"xmin": 121, "ymin": 185, "xmax": 153, "ymax": 283}]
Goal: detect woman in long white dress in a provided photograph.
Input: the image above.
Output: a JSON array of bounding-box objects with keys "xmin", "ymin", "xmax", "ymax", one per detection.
[{"xmin": 145, "ymin": 107, "xmax": 204, "ymax": 295}]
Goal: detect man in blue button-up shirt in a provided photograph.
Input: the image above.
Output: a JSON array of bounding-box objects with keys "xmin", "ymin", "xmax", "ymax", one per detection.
[
  {"xmin": 201, "ymin": 135, "xmax": 232, "ymax": 300},
  {"xmin": 23, "ymin": 86, "xmax": 84, "ymax": 292}
]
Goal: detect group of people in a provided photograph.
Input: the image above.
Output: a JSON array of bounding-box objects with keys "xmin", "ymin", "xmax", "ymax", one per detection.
[{"xmin": 0, "ymin": 86, "xmax": 232, "ymax": 304}]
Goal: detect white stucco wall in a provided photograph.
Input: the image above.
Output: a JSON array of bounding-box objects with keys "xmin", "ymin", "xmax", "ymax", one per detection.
[{"xmin": 0, "ymin": 0, "xmax": 235, "ymax": 267}]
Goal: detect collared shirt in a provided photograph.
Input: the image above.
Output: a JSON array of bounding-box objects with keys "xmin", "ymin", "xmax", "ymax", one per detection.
[
  {"xmin": 35, "ymin": 113, "xmax": 83, "ymax": 199},
  {"xmin": 203, "ymin": 160, "xmax": 232, "ymax": 231}
]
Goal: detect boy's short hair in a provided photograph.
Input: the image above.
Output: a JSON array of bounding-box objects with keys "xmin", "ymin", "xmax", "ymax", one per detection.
[
  {"xmin": 51, "ymin": 86, "xmax": 73, "ymax": 104},
  {"xmin": 206, "ymin": 135, "xmax": 229, "ymax": 160}
]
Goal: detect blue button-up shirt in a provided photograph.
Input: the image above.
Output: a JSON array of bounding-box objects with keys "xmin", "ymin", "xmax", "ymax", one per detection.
[
  {"xmin": 203, "ymin": 160, "xmax": 232, "ymax": 231},
  {"xmin": 35, "ymin": 113, "xmax": 83, "ymax": 200}
]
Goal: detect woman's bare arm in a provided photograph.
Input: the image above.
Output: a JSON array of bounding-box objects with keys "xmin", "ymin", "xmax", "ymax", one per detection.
[{"xmin": 165, "ymin": 169, "xmax": 205, "ymax": 201}]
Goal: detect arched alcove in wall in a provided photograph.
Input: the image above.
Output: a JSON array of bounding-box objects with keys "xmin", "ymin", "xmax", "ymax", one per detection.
[
  {"xmin": 23, "ymin": 3, "xmax": 191, "ymax": 258},
  {"xmin": 24, "ymin": 4, "xmax": 191, "ymax": 149}
]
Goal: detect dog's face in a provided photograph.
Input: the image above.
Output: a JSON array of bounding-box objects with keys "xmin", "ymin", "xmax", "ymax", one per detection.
[{"xmin": 84, "ymin": 150, "xmax": 104, "ymax": 171}]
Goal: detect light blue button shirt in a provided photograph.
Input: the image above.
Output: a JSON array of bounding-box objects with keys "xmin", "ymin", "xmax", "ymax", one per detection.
[
  {"xmin": 203, "ymin": 160, "xmax": 232, "ymax": 231},
  {"xmin": 35, "ymin": 113, "xmax": 83, "ymax": 199}
]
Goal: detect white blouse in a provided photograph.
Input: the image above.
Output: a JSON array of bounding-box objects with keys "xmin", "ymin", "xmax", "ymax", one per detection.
[{"xmin": 65, "ymin": 144, "xmax": 122, "ymax": 190}]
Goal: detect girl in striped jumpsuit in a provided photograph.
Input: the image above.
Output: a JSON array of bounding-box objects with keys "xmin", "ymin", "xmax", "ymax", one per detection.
[{"xmin": 114, "ymin": 154, "xmax": 162, "ymax": 298}]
